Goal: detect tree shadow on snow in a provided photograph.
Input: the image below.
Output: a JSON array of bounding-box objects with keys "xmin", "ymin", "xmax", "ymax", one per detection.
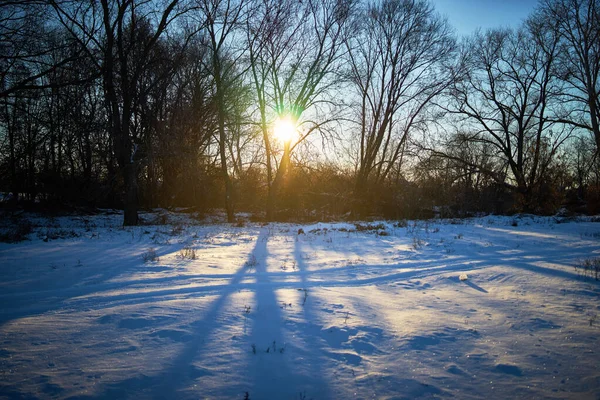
[
  {"xmin": 244, "ymin": 229, "xmax": 305, "ymax": 399},
  {"xmin": 72, "ymin": 232, "xmax": 261, "ymax": 399},
  {"xmin": 75, "ymin": 228, "xmax": 331, "ymax": 399},
  {"xmin": 288, "ymin": 236, "xmax": 337, "ymax": 399}
]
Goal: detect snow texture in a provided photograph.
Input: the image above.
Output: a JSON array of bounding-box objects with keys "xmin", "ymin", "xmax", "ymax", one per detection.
[{"xmin": 0, "ymin": 212, "xmax": 599, "ymax": 399}]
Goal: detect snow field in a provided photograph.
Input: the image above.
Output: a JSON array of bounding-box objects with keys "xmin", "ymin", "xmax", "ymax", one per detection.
[{"xmin": 0, "ymin": 213, "xmax": 599, "ymax": 399}]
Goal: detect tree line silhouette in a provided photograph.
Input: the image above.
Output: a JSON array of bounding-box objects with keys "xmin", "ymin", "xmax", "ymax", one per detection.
[{"xmin": 1, "ymin": 0, "xmax": 599, "ymax": 224}]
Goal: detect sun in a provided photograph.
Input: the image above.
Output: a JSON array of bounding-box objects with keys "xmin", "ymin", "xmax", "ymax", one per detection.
[{"xmin": 273, "ymin": 116, "xmax": 296, "ymax": 144}]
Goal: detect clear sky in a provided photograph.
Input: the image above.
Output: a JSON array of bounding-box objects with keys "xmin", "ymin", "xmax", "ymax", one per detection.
[{"xmin": 431, "ymin": 0, "xmax": 541, "ymax": 37}]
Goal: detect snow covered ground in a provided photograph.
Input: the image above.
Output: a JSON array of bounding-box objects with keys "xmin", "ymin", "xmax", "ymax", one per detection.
[{"xmin": 0, "ymin": 212, "xmax": 599, "ymax": 399}]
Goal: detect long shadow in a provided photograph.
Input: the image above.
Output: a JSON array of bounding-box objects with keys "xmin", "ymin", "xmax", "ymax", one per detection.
[
  {"xmin": 43, "ymin": 228, "xmax": 595, "ymax": 324},
  {"xmin": 0, "ymin": 232, "xmax": 196, "ymax": 326},
  {"xmin": 50, "ymin": 254, "xmax": 480, "ymax": 314},
  {"xmin": 74, "ymin": 230, "xmax": 262, "ymax": 399},
  {"xmin": 0, "ymin": 241, "xmax": 149, "ymax": 326},
  {"xmin": 463, "ymin": 280, "xmax": 488, "ymax": 293},
  {"xmin": 292, "ymin": 235, "xmax": 333, "ymax": 399},
  {"xmin": 245, "ymin": 229, "xmax": 298, "ymax": 398},
  {"xmin": 0, "ymin": 223, "xmax": 263, "ymax": 328},
  {"xmin": 470, "ymin": 245, "xmax": 591, "ymax": 282},
  {"xmin": 3, "ymin": 256, "xmax": 481, "ymax": 330},
  {"xmin": 441, "ymin": 223, "xmax": 597, "ymax": 283},
  {"xmin": 503, "ymin": 258, "xmax": 594, "ymax": 282},
  {"xmin": 474, "ymin": 225, "xmax": 591, "ymax": 252}
]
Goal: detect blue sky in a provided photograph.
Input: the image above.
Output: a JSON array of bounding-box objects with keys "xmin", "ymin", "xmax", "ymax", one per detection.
[{"xmin": 431, "ymin": 0, "xmax": 540, "ymax": 36}]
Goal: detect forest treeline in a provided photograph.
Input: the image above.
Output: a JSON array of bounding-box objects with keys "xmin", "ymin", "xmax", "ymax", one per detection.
[{"xmin": 1, "ymin": 0, "xmax": 599, "ymax": 224}]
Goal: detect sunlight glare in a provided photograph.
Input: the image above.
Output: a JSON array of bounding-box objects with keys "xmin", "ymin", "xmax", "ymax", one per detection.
[{"xmin": 273, "ymin": 116, "xmax": 296, "ymax": 144}]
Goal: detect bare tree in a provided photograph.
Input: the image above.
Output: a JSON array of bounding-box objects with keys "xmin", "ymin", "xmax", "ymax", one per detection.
[
  {"xmin": 142, "ymin": 37, "xmax": 217, "ymax": 208},
  {"xmin": 567, "ymin": 135, "xmax": 599, "ymax": 197},
  {"xmin": 0, "ymin": 1, "xmax": 95, "ymax": 203},
  {"xmin": 195, "ymin": 0, "xmax": 251, "ymax": 222},
  {"xmin": 537, "ymin": 0, "xmax": 600, "ymax": 154},
  {"xmin": 437, "ymin": 25, "xmax": 570, "ymax": 211},
  {"xmin": 51, "ymin": 0, "xmax": 184, "ymax": 225},
  {"xmin": 346, "ymin": 0, "xmax": 456, "ymax": 209},
  {"xmin": 0, "ymin": 1, "xmax": 95, "ymax": 100},
  {"xmin": 247, "ymin": 0, "xmax": 353, "ymax": 220}
]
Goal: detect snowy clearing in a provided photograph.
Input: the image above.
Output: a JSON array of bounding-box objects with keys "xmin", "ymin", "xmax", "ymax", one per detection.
[{"xmin": 1, "ymin": 213, "xmax": 599, "ymax": 399}]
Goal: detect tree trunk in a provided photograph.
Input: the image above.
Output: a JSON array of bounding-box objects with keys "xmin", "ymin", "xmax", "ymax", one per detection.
[
  {"xmin": 220, "ymin": 134, "xmax": 235, "ymax": 222},
  {"xmin": 7, "ymin": 103, "xmax": 18, "ymax": 204},
  {"xmin": 212, "ymin": 43, "xmax": 234, "ymax": 222},
  {"xmin": 216, "ymin": 89, "xmax": 234, "ymax": 222},
  {"xmin": 588, "ymin": 92, "xmax": 600, "ymax": 154},
  {"xmin": 123, "ymin": 163, "xmax": 139, "ymax": 225},
  {"xmin": 266, "ymin": 143, "xmax": 290, "ymax": 221},
  {"xmin": 353, "ymin": 168, "xmax": 370, "ymax": 216}
]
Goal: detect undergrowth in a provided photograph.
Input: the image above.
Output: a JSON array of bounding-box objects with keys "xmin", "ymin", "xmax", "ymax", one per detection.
[
  {"xmin": 178, "ymin": 246, "xmax": 197, "ymax": 260},
  {"xmin": 0, "ymin": 220, "xmax": 32, "ymax": 243},
  {"xmin": 575, "ymin": 257, "xmax": 600, "ymax": 280}
]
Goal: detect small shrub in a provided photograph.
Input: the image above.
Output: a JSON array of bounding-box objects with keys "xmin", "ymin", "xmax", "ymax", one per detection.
[
  {"xmin": 347, "ymin": 257, "xmax": 362, "ymax": 266},
  {"xmin": 354, "ymin": 222, "xmax": 385, "ymax": 232},
  {"xmin": 142, "ymin": 248, "xmax": 159, "ymax": 263},
  {"xmin": 245, "ymin": 254, "xmax": 258, "ymax": 268},
  {"xmin": 576, "ymin": 257, "xmax": 600, "ymax": 280},
  {"xmin": 40, "ymin": 229, "xmax": 79, "ymax": 241},
  {"xmin": 412, "ymin": 236, "xmax": 424, "ymax": 250},
  {"xmin": 444, "ymin": 245, "xmax": 455, "ymax": 254},
  {"xmin": 406, "ymin": 221, "xmax": 419, "ymax": 234},
  {"xmin": 157, "ymin": 214, "xmax": 169, "ymax": 225},
  {"xmin": 170, "ymin": 223, "xmax": 185, "ymax": 236},
  {"xmin": 394, "ymin": 220, "xmax": 408, "ymax": 228},
  {"xmin": 298, "ymin": 288, "xmax": 308, "ymax": 305},
  {"xmin": 298, "ymin": 391, "xmax": 310, "ymax": 400},
  {"xmin": 178, "ymin": 246, "xmax": 197, "ymax": 260}
]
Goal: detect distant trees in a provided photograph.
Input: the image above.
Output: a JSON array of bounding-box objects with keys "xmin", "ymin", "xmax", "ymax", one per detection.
[
  {"xmin": 425, "ymin": 0, "xmax": 599, "ymax": 214},
  {"xmin": 148, "ymin": 38, "xmax": 217, "ymax": 209},
  {"xmin": 0, "ymin": 1, "xmax": 94, "ymax": 204},
  {"xmin": 436, "ymin": 25, "xmax": 569, "ymax": 212},
  {"xmin": 1, "ymin": 0, "xmax": 599, "ymax": 221},
  {"xmin": 51, "ymin": 0, "xmax": 189, "ymax": 224}
]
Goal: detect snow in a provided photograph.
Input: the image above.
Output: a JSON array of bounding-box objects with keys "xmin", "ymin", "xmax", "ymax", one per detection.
[{"xmin": 0, "ymin": 212, "xmax": 599, "ymax": 399}]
